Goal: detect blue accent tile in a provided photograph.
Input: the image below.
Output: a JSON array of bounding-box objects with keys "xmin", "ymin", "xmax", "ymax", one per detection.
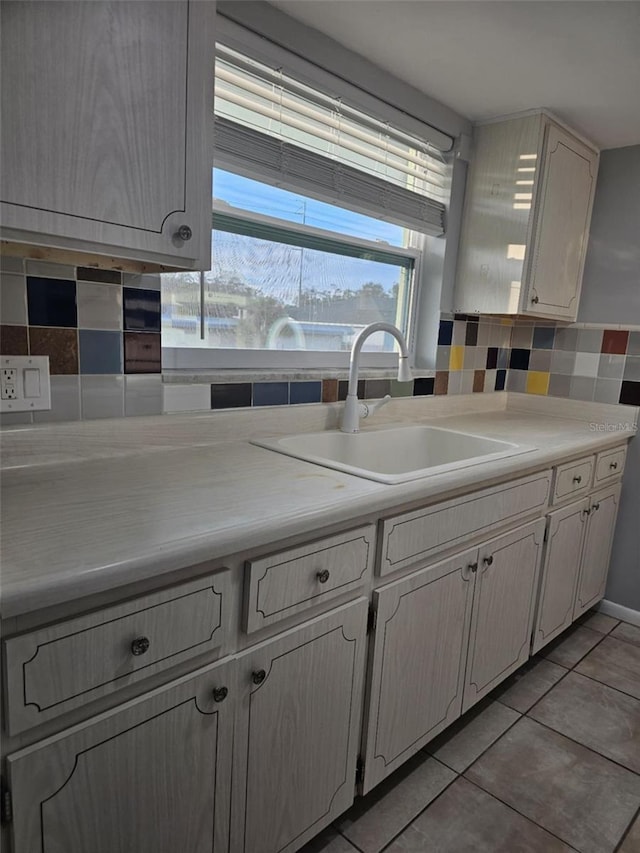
[
  {"xmin": 253, "ymin": 382, "xmax": 289, "ymax": 406},
  {"xmin": 413, "ymin": 377, "xmax": 435, "ymax": 396},
  {"xmin": 509, "ymin": 348, "xmax": 531, "ymax": 370},
  {"xmin": 211, "ymin": 383, "xmax": 252, "ymax": 409},
  {"xmin": 533, "ymin": 326, "xmax": 556, "ymax": 349},
  {"xmin": 79, "ymin": 330, "xmax": 122, "ymax": 374},
  {"xmin": 495, "ymin": 369, "xmax": 507, "ymax": 391},
  {"xmin": 290, "ymin": 381, "xmax": 322, "ymax": 404},
  {"xmin": 27, "ymin": 277, "xmax": 77, "ymax": 327},
  {"xmin": 123, "ymin": 287, "xmax": 161, "ymax": 332},
  {"xmin": 438, "ymin": 320, "xmax": 453, "ymax": 346}
]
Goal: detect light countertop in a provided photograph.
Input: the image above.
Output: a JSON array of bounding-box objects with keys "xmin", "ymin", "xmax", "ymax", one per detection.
[{"xmin": 1, "ymin": 393, "xmax": 637, "ymax": 620}]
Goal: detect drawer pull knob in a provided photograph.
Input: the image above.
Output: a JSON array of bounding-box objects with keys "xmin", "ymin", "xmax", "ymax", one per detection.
[
  {"xmin": 175, "ymin": 224, "xmax": 193, "ymax": 241},
  {"xmin": 316, "ymin": 569, "xmax": 330, "ymax": 584},
  {"xmin": 531, "ymin": 295, "xmax": 539, "ymax": 304},
  {"xmin": 212, "ymin": 686, "xmax": 228, "ymax": 703},
  {"xmin": 592, "ymin": 502, "xmax": 600, "ymax": 512},
  {"xmin": 252, "ymin": 669, "xmax": 266, "ymax": 685},
  {"xmin": 482, "ymin": 555, "xmax": 493, "ymax": 567},
  {"xmin": 469, "ymin": 561, "xmax": 478, "ymax": 573},
  {"xmin": 130, "ymin": 636, "xmax": 150, "ymax": 656},
  {"xmin": 582, "ymin": 507, "xmax": 591, "ymax": 517},
  {"xmin": 573, "ymin": 475, "xmax": 582, "ymax": 484},
  {"xmin": 609, "ymin": 462, "xmax": 618, "ymax": 470}
]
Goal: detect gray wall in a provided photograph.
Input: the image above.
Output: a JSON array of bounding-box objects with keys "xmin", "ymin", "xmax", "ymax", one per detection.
[
  {"xmin": 579, "ymin": 145, "xmax": 640, "ymax": 611},
  {"xmin": 578, "ymin": 145, "xmax": 640, "ymax": 324}
]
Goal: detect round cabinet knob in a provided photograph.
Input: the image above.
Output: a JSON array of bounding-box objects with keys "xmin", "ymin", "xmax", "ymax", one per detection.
[
  {"xmin": 531, "ymin": 295, "xmax": 539, "ymax": 304},
  {"xmin": 583, "ymin": 507, "xmax": 592, "ymax": 517},
  {"xmin": 212, "ymin": 686, "xmax": 228, "ymax": 703},
  {"xmin": 316, "ymin": 569, "xmax": 330, "ymax": 584},
  {"xmin": 175, "ymin": 224, "xmax": 193, "ymax": 242},
  {"xmin": 482, "ymin": 555, "xmax": 494, "ymax": 567},
  {"xmin": 252, "ymin": 669, "xmax": 266, "ymax": 685},
  {"xmin": 130, "ymin": 636, "xmax": 150, "ymax": 656},
  {"xmin": 610, "ymin": 462, "xmax": 618, "ymax": 470},
  {"xmin": 592, "ymin": 502, "xmax": 600, "ymax": 512},
  {"xmin": 468, "ymin": 561, "xmax": 478, "ymax": 574},
  {"xmin": 573, "ymin": 475, "xmax": 582, "ymax": 484}
]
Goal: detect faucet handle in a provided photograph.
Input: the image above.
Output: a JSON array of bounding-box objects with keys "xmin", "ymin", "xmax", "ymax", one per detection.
[{"xmin": 362, "ymin": 394, "xmax": 392, "ymax": 419}]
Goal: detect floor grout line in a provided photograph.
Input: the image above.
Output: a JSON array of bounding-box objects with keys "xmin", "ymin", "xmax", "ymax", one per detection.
[
  {"xmin": 523, "ymin": 716, "xmax": 640, "ymax": 778},
  {"xmin": 614, "ymin": 803, "xmax": 640, "ymax": 853},
  {"xmin": 461, "ymin": 774, "xmax": 585, "ymax": 852},
  {"xmin": 565, "ymin": 667, "xmax": 640, "ymax": 704}
]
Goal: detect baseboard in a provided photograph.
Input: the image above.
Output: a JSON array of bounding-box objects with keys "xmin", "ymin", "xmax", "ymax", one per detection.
[{"xmin": 597, "ymin": 599, "xmax": 640, "ymax": 627}]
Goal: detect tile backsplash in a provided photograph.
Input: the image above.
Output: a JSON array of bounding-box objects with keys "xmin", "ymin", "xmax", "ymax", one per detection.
[
  {"xmin": 1, "ymin": 255, "xmax": 639, "ymax": 423},
  {"xmin": 0, "ymin": 257, "xmax": 162, "ymax": 424}
]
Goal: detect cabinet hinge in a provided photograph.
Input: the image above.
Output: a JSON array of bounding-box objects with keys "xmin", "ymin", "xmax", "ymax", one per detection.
[
  {"xmin": 1, "ymin": 778, "xmax": 12, "ymax": 826},
  {"xmin": 367, "ymin": 606, "xmax": 377, "ymax": 634},
  {"xmin": 356, "ymin": 755, "xmax": 365, "ymax": 786}
]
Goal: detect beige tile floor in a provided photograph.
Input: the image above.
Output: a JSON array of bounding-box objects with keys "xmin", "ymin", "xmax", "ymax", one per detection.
[{"xmin": 303, "ymin": 612, "xmax": 640, "ymax": 853}]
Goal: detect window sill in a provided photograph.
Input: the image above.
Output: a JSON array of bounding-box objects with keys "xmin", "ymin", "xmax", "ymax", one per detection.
[{"xmin": 162, "ymin": 368, "xmax": 435, "ymax": 385}]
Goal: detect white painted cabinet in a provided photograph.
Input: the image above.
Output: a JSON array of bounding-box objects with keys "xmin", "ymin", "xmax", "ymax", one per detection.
[
  {"xmin": 7, "ymin": 659, "xmax": 234, "ymax": 853},
  {"xmin": 533, "ymin": 484, "xmax": 622, "ymax": 651},
  {"xmin": 231, "ymin": 599, "xmax": 368, "ymax": 853},
  {"xmin": 0, "ymin": 1, "xmax": 214, "ymax": 270},
  {"xmin": 455, "ymin": 112, "xmax": 598, "ymax": 320},
  {"xmin": 573, "ymin": 484, "xmax": 621, "ymax": 618},
  {"xmin": 462, "ymin": 519, "xmax": 545, "ymax": 711},
  {"xmin": 361, "ymin": 550, "xmax": 477, "ymax": 793},
  {"xmin": 361, "ymin": 519, "xmax": 544, "ymax": 792},
  {"xmin": 531, "ymin": 499, "xmax": 589, "ymax": 653}
]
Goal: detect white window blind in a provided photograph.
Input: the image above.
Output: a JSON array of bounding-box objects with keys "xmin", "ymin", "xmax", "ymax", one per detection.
[{"xmin": 214, "ymin": 46, "xmax": 451, "ymax": 236}]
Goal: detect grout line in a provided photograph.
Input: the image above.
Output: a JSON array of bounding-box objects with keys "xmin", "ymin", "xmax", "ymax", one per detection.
[
  {"xmin": 461, "ymin": 775, "xmax": 581, "ymax": 851},
  {"xmin": 565, "ymin": 668, "xmax": 640, "ymax": 705},
  {"xmin": 523, "ymin": 716, "xmax": 640, "ymax": 778},
  {"xmin": 496, "ymin": 660, "xmax": 572, "ymax": 716},
  {"xmin": 614, "ymin": 804, "xmax": 640, "ymax": 853}
]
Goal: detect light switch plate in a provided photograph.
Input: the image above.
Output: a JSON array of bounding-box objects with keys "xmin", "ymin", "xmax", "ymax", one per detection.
[{"xmin": 0, "ymin": 356, "xmax": 51, "ymax": 412}]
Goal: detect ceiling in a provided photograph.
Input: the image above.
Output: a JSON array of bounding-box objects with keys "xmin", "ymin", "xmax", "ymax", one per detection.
[{"xmin": 270, "ymin": 1, "xmax": 640, "ymax": 149}]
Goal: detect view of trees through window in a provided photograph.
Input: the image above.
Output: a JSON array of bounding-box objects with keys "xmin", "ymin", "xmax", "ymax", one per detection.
[{"xmin": 161, "ymin": 171, "xmax": 416, "ymax": 352}]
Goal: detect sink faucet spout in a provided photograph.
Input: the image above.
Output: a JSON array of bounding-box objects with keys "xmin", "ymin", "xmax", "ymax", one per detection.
[{"xmin": 341, "ymin": 322, "xmax": 413, "ymax": 433}]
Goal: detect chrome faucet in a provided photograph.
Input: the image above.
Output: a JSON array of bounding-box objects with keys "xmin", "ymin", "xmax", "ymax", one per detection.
[{"xmin": 341, "ymin": 322, "xmax": 413, "ymax": 433}]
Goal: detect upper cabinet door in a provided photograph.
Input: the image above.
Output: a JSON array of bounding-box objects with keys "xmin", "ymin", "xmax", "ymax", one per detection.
[
  {"xmin": 525, "ymin": 124, "xmax": 598, "ymax": 318},
  {"xmin": 0, "ymin": 1, "xmax": 214, "ymax": 269}
]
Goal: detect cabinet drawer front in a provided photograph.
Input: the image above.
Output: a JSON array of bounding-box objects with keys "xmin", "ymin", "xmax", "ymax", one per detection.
[
  {"xmin": 379, "ymin": 471, "xmax": 551, "ymax": 577},
  {"xmin": 4, "ymin": 571, "xmax": 230, "ymax": 735},
  {"xmin": 594, "ymin": 445, "xmax": 627, "ymax": 486},
  {"xmin": 552, "ymin": 456, "xmax": 594, "ymax": 503},
  {"xmin": 244, "ymin": 525, "xmax": 375, "ymax": 633}
]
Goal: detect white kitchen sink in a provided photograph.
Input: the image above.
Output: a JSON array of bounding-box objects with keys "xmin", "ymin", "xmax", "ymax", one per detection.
[{"xmin": 252, "ymin": 424, "xmax": 536, "ymax": 484}]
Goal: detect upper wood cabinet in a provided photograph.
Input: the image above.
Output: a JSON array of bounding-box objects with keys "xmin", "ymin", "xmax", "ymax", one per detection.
[
  {"xmin": 0, "ymin": 1, "xmax": 215, "ymax": 270},
  {"xmin": 454, "ymin": 112, "xmax": 599, "ymax": 321}
]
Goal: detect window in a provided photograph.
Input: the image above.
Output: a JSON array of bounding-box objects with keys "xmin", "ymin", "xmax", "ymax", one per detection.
[{"xmin": 162, "ymin": 44, "xmax": 452, "ymax": 369}]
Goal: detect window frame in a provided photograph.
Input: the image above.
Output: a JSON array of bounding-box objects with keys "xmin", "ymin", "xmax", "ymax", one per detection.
[{"xmin": 162, "ymin": 195, "xmax": 425, "ymax": 371}]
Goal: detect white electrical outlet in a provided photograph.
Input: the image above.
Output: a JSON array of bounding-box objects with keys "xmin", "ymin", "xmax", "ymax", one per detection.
[
  {"xmin": 0, "ymin": 356, "xmax": 51, "ymax": 413},
  {"xmin": 1, "ymin": 368, "xmax": 18, "ymax": 400}
]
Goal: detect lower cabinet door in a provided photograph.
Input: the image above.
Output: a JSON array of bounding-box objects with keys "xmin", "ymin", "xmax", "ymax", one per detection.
[
  {"xmin": 360, "ymin": 549, "xmax": 477, "ymax": 794},
  {"xmin": 231, "ymin": 599, "xmax": 368, "ymax": 853},
  {"xmin": 573, "ymin": 484, "xmax": 621, "ymax": 618},
  {"xmin": 463, "ymin": 519, "xmax": 545, "ymax": 712},
  {"xmin": 532, "ymin": 499, "xmax": 588, "ymax": 654},
  {"xmin": 7, "ymin": 658, "xmax": 235, "ymax": 853}
]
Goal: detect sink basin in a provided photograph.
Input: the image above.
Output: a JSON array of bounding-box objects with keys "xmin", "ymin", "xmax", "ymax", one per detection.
[{"xmin": 253, "ymin": 424, "xmax": 536, "ymax": 484}]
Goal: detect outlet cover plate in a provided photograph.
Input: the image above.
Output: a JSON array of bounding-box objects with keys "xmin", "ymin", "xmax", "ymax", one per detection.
[{"xmin": 0, "ymin": 356, "xmax": 51, "ymax": 412}]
